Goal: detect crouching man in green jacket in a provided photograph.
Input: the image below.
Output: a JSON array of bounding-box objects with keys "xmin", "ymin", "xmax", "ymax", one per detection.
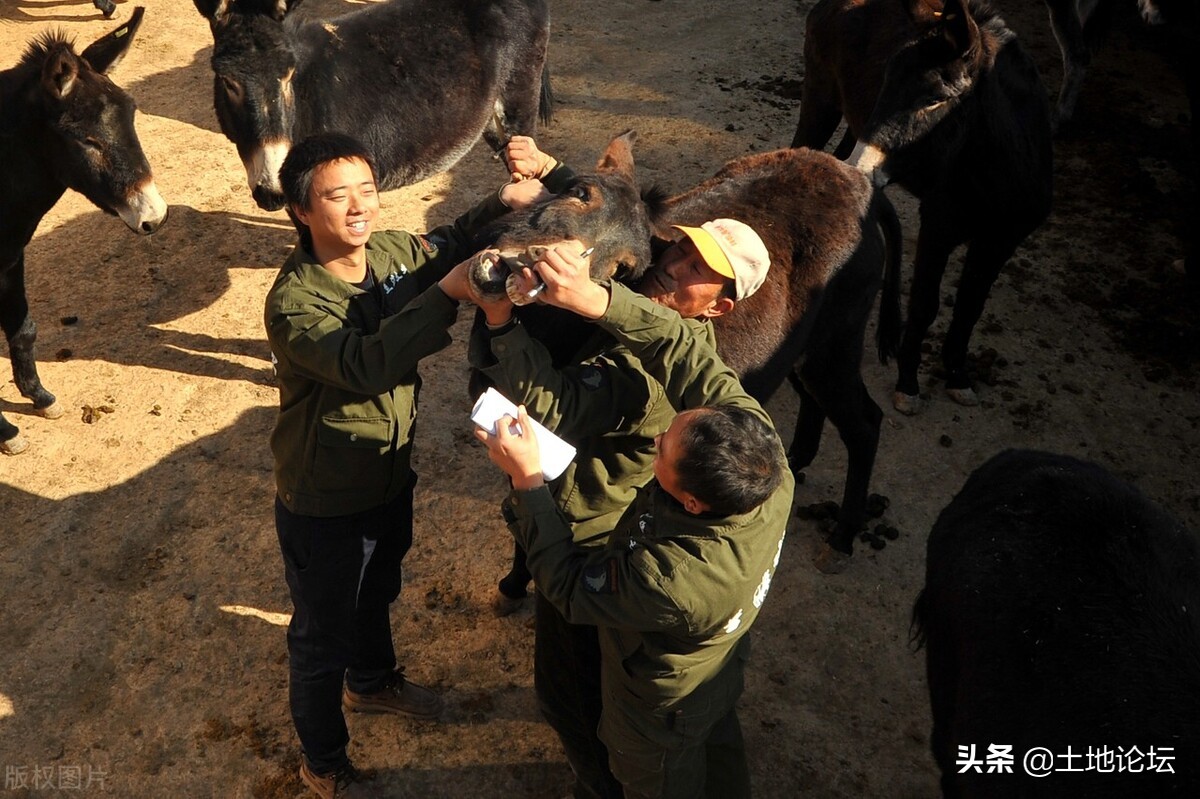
[
  {"xmin": 474, "ymin": 246, "xmax": 796, "ymax": 799},
  {"xmin": 265, "ymin": 131, "xmax": 549, "ymax": 799}
]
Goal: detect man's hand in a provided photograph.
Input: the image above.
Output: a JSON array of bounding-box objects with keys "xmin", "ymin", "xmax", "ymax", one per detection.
[
  {"xmin": 528, "ymin": 242, "xmax": 611, "ymax": 320},
  {"xmin": 475, "ymin": 277, "xmax": 517, "ymax": 327},
  {"xmin": 506, "ymin": 135, "xmax": 556, "ymax": 182},
  {"xmin": 474, "ymin": 406, "xmax": 545, "ymax": 491},
  {"xmin": 499, "ymin": 178, "xmax": 553, "ymax": 211},
  {"xmin": 439, "ymin": 250, "xmax": 499, "ymax": 304}
]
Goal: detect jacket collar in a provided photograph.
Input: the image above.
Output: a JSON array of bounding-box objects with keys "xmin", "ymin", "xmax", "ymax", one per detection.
[{"xmin": 282, "ymin": 239, "xmax": 400, "ymax": 301}]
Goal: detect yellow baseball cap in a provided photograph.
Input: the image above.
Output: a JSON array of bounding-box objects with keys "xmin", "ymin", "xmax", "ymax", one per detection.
[{"xmin": 672, "ymin": 218, "xmax": 770, "ymax": 300}]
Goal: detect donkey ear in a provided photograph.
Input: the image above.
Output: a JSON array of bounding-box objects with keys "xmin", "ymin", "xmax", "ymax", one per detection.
[
  {"xmin": 594, "ymin": 129, "xmax": 639, "ymax": 182},
  {"xmin": 192, "ymin": 0, "xmax": 231, "ymax": 22},
  {"xmin": 81, "ymin": 5, "xmax": 144, "ymax": 74},
  {"xmin": 939, "ymin": 0, "xmax": 980, "ymax": 58},
  {"xmin": 261, "ymin": 0, "xmax": 305, "ymax": 21},
  {"xmin": 42, "ymin": 50, "xmax": 80, "ymax": 100}
]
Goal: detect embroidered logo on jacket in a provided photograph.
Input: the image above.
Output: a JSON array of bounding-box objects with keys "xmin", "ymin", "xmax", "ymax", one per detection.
[
  {"xmin": 583, "ymin": 560, "xmax": 619, "ymax": 594},
  {"xmin": 580, "ymin": 364, "xmax": 606, "ymax": 390},
  {"xmin": 723, "ymin": 609, "xmax": 744, "ymax": 634},
  {"xmin": 381, "ymin": 268, "xmax": 408, "ymax": 295},
  {"xmin": 754, "ymin": 532, "xmax": 787, "ymax": 609}
]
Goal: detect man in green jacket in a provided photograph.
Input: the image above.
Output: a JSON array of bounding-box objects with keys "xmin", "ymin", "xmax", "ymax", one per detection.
[
  {"xmin": 474, "ymin": 243, "xmax": 796, "ymax": 799},
  {"xmin": 264, "ymin": 131, "xmax": 547, "ymax": 799}
]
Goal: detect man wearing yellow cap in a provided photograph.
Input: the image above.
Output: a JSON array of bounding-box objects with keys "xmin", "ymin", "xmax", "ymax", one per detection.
[
  {"xmin": 468, "ymin": 137, "xmax": 776, "ymax": 799},
  {"xmin": 639, "ymin": 218, "xmax": 771, "ymax": 318}
]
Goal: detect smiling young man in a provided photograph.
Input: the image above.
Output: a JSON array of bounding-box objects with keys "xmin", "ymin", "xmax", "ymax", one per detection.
[
  {"xmin": 473, "ymin": 238, "xmax": 795, "ymax": 799},
  {"xmin": 264, "ymin": 131, "xmax": 549, "ymax": 799}
]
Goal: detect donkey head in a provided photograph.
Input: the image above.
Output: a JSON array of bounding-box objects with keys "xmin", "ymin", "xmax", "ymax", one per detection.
[
  {"xmin": 470, "ymin": 130, "xmax": 657, "ymax": 302},
  {"xmin": 848, "ymin": 0, "xmax": 986, "ymax": 186},
  {"xmin": 28, "ymin": 6, "xmax": 167, "ymax": 234},
  {"xmin": 194, "ymin": 0, "xmax": 304, "ymax": 210}
]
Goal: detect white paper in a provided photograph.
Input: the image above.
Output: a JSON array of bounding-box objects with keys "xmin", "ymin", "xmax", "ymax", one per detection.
[{"xmin": 471, "ymin": 387, "xmax": 577, "ymax": 481}]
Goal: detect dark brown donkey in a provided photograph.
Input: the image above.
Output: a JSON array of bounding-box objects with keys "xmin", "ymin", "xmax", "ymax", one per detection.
[
  {"xmin": 793, "ymin": 0, "xmax": 1053, "ymax": 414},
  {"xmin": 472, "ymin": 131, "xmax": 902, "ymax": 574},
  {"xmin": 0, "ymin": 8, "xmax": 167, "ymax": 455}
]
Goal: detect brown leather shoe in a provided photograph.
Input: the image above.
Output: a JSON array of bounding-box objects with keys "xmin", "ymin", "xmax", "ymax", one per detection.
[
  {"xmin": 343, "ymin": 668, "xmax": 444, "ymax": 718},
  {"xmin": 299, "ymin": 760, "xmax": 373, "ymax": 799}
]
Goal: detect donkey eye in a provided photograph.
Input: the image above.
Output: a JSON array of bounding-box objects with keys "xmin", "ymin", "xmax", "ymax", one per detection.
[
  {"xmin": 568, "ymin": 184, "xmax": 590, "ymax": 201},
  {"xmin": 220, "ymin": 75, "xmax": 244, "ymax": 102},
  {"xmin": 83, "ymin": 137, "xmax": 104, "ymax": 152}
]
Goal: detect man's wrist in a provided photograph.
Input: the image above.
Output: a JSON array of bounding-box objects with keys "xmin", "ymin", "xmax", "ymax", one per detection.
[
  {"xmin": 577, "ymin": 281, "xmax": 612, "ymax": 320},
  {"xmin": 512, "ymin": 473, "xmax": 545, "ymax": 491},
  {"xmin": 485, "ymin": 312, "xmax": 517, "ymax": 331}
]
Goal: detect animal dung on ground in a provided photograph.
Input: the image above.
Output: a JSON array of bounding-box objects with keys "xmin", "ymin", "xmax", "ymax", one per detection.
[{"xmin": 80, "ymin": 405, "xmax": 116, "ymax": 424}]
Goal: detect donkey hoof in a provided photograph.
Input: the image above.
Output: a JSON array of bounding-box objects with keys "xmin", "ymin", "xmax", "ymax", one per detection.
[
  {"xmin": 1, "ymin": 434, "xmax": 30, "ymax": 456},
  {"xmin": 892, "ymin": 391, "xmax": 925, "ymax": 416},
  {"xmin": 37, "ymin": 400, "xmax": 64, "ymax": 420},
  {"xmin": 812, "ymin": 542, "xmax": 852, "ymax": 575},
  {"xmin": 946, "ymin": 386, "xmax": 979, "ymax": 407}
]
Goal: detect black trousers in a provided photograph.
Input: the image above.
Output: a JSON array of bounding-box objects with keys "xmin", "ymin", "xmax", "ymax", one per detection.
[
  {"xmin": 275, "ymin": 478, "xmax": 415, "ymax": 773},
  {"xmin": 535, "ymin": 591, "xmax": 625, "ymax": 799}
]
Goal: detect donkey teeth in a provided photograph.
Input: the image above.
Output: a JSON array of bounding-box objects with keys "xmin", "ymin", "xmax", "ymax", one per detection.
[{"xmin": 506, "ymin": 273, "xmax": 540, "ymax": 306}]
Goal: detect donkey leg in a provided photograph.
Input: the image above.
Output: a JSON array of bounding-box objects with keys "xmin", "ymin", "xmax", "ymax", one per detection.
[
  {"xmin": 941, "ymin": 237, "xmax": 1019, "ymax": 404},
  {"xmin": 1045, "ymin": 0, "xmax": 1091, "ymax": 130},
  {"xmin": 818, "ymin": 377, "xmax": 882, "ymax": 556},
  {"xmin": 0, "ymin": 413, "xmax": 23, "ymax": 455},
  {"xmin": 785, "ymin": 369, "xmax": 826, "ymax": 474},
  {"xmin": 800, "ymin": 335, "xmax": 883, "ymax": 572},
  {"xmin": 792, "ymin": 51, "xmax": 843, "ymax": 150},
  {"xmin": 894, "ymin": 222, "xmax": 958, "ymax": 414},
  {"xmin": 1, "ymin": 259, "xmax": 60, "ymax": 418}
]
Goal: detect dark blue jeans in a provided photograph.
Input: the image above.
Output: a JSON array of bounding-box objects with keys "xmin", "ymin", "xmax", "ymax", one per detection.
[
  {"xmin": 535, "ymin": 591, "xmax": 625, "ymax": 799},
  {"xmin": 275, "ymin": 478, "xmax": 415, "ymax": 774}
]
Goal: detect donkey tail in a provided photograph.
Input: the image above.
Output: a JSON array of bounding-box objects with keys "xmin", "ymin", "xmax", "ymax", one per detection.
[
  {"xmin": 539, "ymin": 65, "xmax": 554, "ymax": 126},
  {"xmin": 874, "ymin": 188, "xmax": 903, "ymax": 364}
]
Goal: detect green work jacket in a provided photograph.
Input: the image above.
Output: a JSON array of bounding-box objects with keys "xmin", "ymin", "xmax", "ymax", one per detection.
[
  {"xmin": 265, "ymin": 190, "xmax": 509, "ymax": 517},
  {"xmin": 507, "ymin": 283, "xmax": 796, "ymax": 710},
  {"xmin": 472, "ymin": 318, "xmax": 713, "ymax": 546}
]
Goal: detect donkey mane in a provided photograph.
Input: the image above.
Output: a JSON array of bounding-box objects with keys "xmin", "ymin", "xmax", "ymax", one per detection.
[{"xmin": 19, "ymin": 31, "xmax": 78, "ymax": 69}]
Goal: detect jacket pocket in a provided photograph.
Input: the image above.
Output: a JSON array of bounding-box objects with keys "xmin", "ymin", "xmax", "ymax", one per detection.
[
  {"xmin": 313, "ymin": 415, "xmax": 394, "ymax": 495},
  {"xmin": 318, "ymin": 414, "xmax": 393, "ymax": 448}
]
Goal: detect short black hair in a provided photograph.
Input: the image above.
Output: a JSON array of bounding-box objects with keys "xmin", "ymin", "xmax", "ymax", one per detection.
[
  {"xmin": 675, "ymin": 405, "xmax": 784, "ymax": 515},
  {"xmin": 279, "ymin": 132, "xmax": 377, "ymax": 212}
]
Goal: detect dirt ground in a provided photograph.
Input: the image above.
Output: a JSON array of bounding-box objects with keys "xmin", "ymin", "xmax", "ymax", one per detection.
[{"xmin": 0, "ymin": 0, "xmax": 1196, "ymax": 797}]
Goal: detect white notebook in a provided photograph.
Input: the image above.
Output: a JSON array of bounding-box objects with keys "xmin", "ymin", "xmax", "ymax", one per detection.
[{"xmin": 470, "ymin": 387, "xmax": 577, "ymax": 481}]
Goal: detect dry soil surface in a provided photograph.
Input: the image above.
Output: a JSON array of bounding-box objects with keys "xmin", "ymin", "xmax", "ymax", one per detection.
[{"xmin": 0, "ymin": 0, "xmax": 1196, "ymax": 797}]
